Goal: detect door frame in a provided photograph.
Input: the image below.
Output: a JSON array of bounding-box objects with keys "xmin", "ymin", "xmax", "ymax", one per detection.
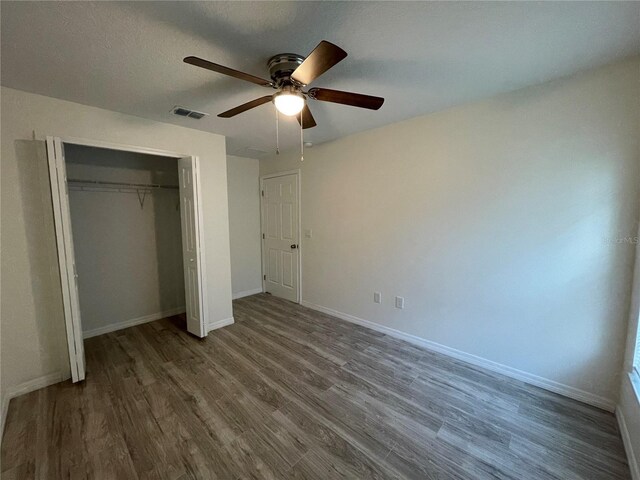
[
  {"xmin": 260, "ymin": 169, "xmax": 302, "ymax": 304},
  {"xmin": 46, "ymin": 135, "xmax": 209, "ymax": 382}
]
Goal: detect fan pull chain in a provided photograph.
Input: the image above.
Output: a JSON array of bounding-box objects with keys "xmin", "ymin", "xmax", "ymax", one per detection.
[
  {"xmin": 300, "ymin": 113, "xmax": 304, "ymax": 162},
  {"xmin": 275, "ymin": 109, "xmax": 280, "ymax": 155}
]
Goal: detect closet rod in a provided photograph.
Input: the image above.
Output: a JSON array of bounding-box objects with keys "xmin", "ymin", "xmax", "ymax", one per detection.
[{"xmin": 67, "ymin": 179, "xmax": 178, "ymax": 189}]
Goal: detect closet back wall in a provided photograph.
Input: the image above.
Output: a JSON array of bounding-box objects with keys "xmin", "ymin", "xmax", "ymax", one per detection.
[{"xmin": 66, "ymin": 145, "xmax": 185, "ymax": 337}]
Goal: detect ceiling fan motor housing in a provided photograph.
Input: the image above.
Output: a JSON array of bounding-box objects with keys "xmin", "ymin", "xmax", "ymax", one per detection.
[{"xmin": 268, "ymin": 53, "xmax": 305, "ymax": 87}]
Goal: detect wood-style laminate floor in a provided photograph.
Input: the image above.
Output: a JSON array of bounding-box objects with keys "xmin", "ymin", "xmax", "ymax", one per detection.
[{"xmin": 1, "ymin": 294, "xmax": 631, "ymax": 479}]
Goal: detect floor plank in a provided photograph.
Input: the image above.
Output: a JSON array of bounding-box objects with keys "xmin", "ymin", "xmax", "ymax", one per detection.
[{"xmin": 1, "ymin": 294, "xmax": 631, "ymax": 479}]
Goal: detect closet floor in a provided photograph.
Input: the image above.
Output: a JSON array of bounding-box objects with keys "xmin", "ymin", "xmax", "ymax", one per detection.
[{"xmin": 1, "ymin": 294, "xmax": 631, "ymax": 479}]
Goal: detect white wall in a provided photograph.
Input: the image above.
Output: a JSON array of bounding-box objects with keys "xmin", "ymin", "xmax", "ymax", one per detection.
[
  {"xmin": 261, "ymin": 57, "xmax": 640, "ymax": 408},
  {"xmin": 66, "ymin": 145, "xmax": 185, "ymax": 337},
  {"xmin": 1, "ymin": 87, "xmax": 233, "ymax": 422},
  {"xmin": 227, "ymin": 155, "xmax": 262, "ymax": 299}
]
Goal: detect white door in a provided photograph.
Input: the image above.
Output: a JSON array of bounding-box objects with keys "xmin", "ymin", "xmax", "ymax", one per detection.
[
  {"xmin": 46, "ymin": 137, "xmax": 86, "ymax": 382},
  {"xmin": 178, "ymin": 156, "xmax": 207, "ymax": 337},
  {"xmin": 262, "ymin": 173, "xmax": 300, "ymax": 302}
]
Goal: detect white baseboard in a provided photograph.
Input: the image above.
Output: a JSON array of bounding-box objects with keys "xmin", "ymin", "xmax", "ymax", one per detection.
[
  {"xmin": 83, "ymin": 306, "xmax": 186, "ymax": 339},
  {"xmin": 301, "ymin": 300, "xmax": 616, "ymax": 412},
  {"xmin": 1, "ymin": 371, "xmax": 67, "ymax": 440},
  {"xmin": 208, "ymin": 316, "xmax": 234, "ymax": 333},
  {"xmin": 232, "ymin": 288, "xmax": 263, "ymax": 300},
  {"xmin": 617, "ymin": 407, "xmax": 640, "ymax": 480}
]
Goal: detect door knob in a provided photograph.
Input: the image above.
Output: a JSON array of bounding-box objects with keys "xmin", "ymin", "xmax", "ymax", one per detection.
[{"xmin": 290, "ymin": 244, "xmax": 298, "ymax": 249}]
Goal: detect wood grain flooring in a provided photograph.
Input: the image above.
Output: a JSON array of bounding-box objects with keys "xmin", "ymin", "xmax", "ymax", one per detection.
[{"xmin": 1, "ymin": 294, "xmax": 631, "ymax": 479}]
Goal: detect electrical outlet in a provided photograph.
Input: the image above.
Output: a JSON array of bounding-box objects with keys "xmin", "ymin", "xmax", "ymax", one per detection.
[
  {"xmin": 395, "ymin": 296, "xmax": 405, "ymax": 309},
  {"xmin": 304, "ymin": 229, "xmax": 313, "ymax": 238},
  {"xmin": 374, "ymin": 292, "xmax": 382, "ymax": 304}
]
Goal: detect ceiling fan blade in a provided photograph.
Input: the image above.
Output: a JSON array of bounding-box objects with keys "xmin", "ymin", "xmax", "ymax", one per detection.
[
  {"xmin": 308, "ymin": 88, "xmax": 384, "ymax": 110},
  {"xmin": 291, "ymin": 41, "xmax": 347, "ymax": 86},
  {"xmin": 296, "ymin": 104, "xmax": 317, "ymax": 129},
  {"xmin": 184, "ymin": 56, "xmax": 273, "ymax": 87},
  {"xmin": 218, "ymin": 96, "xmax": 273, "ymax": 118}
]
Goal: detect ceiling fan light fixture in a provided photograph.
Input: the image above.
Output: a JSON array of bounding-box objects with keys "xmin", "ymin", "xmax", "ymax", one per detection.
[
  {"xmin": 273, "ymin": 91, "xmax": 305, "ymax": 116},
  {"xmin": 185, "ymin": 41, "xmax": 384, "ymax": 128}
]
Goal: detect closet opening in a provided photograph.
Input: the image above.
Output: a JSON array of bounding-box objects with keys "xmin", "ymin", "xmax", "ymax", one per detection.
[{"xmin": 46, "ymin": 137, "xmax": 207, "ymax": 382}]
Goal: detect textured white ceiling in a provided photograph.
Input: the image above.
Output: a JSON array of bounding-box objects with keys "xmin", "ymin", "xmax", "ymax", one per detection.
[{"xmin": 2, "ymin": 1, "xmax": 639, "ymax": 157}]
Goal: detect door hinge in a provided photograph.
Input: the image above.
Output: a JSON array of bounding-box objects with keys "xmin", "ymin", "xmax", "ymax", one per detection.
[
  {"xmin": 262, "ymin": 233, "xmax": 265, "ymax": 239},
  {"xmin": 261, "ymin": 190, "xmax": 264, "ymax": 197},
  {"xmin": 263, "ymin": 274, "xmax": 266, "ymax": 280}
]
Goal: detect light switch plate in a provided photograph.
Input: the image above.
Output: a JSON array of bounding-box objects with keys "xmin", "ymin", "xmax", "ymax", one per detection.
[
  {"xmin": 304, "ymin": 229, "xmax": 313, "ymax": 238},
  {"xmin": 374, "ymin": 292, "xmax": 381, "ymax": 304},
  {"xmin": 395, "ymin": 296, "xmax": 405, "ymax": 309}
]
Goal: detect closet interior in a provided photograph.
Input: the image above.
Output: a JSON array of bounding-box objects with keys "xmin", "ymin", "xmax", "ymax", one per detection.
[{"xmin": 65, "ymin": 144, "xmax": 186, "ymax": 339}]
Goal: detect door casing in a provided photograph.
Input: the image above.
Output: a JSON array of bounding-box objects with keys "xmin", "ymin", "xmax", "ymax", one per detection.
[{"xmin": 260, "ymin": 169, "xmax": 302, "ymax": 304}]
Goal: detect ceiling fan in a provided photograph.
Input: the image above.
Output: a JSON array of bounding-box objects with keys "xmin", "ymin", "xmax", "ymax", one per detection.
[{"xmin": 183, "ymin": 41, "xmax": 385, "ymax": 129}]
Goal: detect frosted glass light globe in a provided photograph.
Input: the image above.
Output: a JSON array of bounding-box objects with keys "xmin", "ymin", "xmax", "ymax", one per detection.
[{"xmin": 273, "ymin": 92, "xmax": 305, "ymax": 116}]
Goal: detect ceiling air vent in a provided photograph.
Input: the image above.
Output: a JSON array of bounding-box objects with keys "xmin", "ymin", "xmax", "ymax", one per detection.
[{"xmin": 171, "ymin": 106, "xmax": 209, "ymax": 120}]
